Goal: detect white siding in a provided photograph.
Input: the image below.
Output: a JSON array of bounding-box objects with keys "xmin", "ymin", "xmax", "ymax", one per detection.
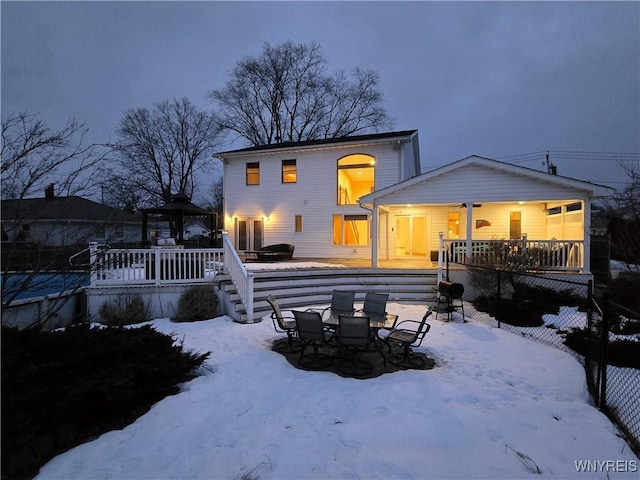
[
  {"xmin": 223, "ymin": 140, "xmax": 410, "ymax": 258},
  {"xmin": 377, "ymin": 164, "xmax": 589, "ymax": 205}
]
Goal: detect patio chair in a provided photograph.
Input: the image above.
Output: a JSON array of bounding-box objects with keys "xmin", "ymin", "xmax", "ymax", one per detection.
[
  {"xmin": 311, "ymin": 290, "xmax": 356, "ymax": 340},
  {"xmin": 292, "ymin": 310, "xmax": 333, "ymax": 369},
  {"xmin": 326, "ymin": 290, "xmax": 356, "ymax": 316},
  {"xmin": 267, "ymin": 295, "xmax": 302, "ymax": 353},
  {"xmin": 359, "ymin": 292, "xmax": 389, "ymax": 316},
  {"xmin": 381, "ymin": 309, "xmax": 433, "ymax": 369},
  {"xmin": 336, "ymin": 315, "xmax": 382, "ymax": 377},
  {"xmin": 357, "ymin": 292, "xmax": 392, "ymax": 348}
]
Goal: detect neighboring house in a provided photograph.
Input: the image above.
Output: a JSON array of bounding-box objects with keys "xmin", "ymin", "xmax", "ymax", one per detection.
[
  {"xmin": 215, "ymin": 131, "xmax": 615, "ymax": 274},
  {"xmin": 1, "ymin": 186, "xmax": 142, "ymax": 247},
  {"xmin": 215, "ymin": 130, "xmax": 421, "ymax": 258},
  {"xmin": 183, "ymin": 222, "xmax": 210, "ymax": 240}
]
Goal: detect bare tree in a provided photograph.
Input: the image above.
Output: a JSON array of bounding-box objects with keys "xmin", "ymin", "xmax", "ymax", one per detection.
[
  {"xmin": 208, "ymin": 41, "xmax": 393, "ymax": 146},
  {"xmin": 1, "ymin": 112, "xmax": 105, "ymax": 200},
  {"xmin": 1, "ymin": 112, "xmax": 108, "ymax": 328},
  {"xmin": 109, "ymin": 97, "xmax": 222, "ymax": 208},
  {"xmin": 607, "ymin": 162, "xmax": 640, "ymax": 268}
]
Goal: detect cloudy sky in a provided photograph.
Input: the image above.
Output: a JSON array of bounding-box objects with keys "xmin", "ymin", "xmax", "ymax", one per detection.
[{"xmin": 2, "ymin": 1, "xmax": 639, "ymax": 193}]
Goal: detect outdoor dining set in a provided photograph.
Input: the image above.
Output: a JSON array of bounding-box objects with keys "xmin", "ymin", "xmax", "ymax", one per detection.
[{"xmin": 267, "ymin": 291, "xmax": 433, "ymax": 377}]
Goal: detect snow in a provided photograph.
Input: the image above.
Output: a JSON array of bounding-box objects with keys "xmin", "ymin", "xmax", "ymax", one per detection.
[{"xmin": 35, "ymin": 302, "xmax": 638, "ymax": 480}]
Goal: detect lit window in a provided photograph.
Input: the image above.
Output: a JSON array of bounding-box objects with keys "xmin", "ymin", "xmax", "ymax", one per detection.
[
  {"xmin": 447, "ymin": 212, "xmax": 460, "ymax": 238},
  {"xmin": 337, "ymin": 154, "xmax": 375, "ymax": 205},
  {"xmin": 294, "ymin": 215, "xmax": 303, "ymax": 233},
  {"xmin": 332, "ymin": 214, "xmax": 369, "ymax": 246},
  {"xmin": 246, "ymin": 162, "xmax": 260, "ymax": 185},
  {"xmin": 282, "ymin": 159, "xmax": 297, "ymax": 183}
]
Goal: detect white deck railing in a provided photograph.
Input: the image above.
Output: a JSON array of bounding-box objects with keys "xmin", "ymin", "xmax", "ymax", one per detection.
[
  {"xmin": 439, "ymin": 234, "xmax": 584, "ymax": 271},
  {"xmin": 88, "ymin": 243, "xmax": 225, "ymax": 286},
  {"xmin": 222, "ymin": 235, "xmax": 254, "ymax": 322}
]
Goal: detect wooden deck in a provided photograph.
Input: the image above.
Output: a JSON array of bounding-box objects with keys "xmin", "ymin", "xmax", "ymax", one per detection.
[{"xmin": 241, "ymin": 256, "xmax": 440, "ymax": 270}]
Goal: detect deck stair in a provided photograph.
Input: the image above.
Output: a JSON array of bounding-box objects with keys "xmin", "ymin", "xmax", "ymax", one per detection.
[{"xmin": 217, "ymin": 267, "xmax": 438, "ymax": 323}]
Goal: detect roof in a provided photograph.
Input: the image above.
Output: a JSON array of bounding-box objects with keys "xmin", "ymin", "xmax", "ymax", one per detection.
[
  {"xmin": 143, "ymin": 193, "xmax": 215, "ymax": 216},
  {"xmin": 1, "ymin": 196, "xmax": 142, "ymax": 223},
  {"xmin": 359, "ymin": 155, "xmax": 616, "ymax": 204},
  {"xmin": 214, "ymin": 130, "xmax": 418, "ymax": 158}
]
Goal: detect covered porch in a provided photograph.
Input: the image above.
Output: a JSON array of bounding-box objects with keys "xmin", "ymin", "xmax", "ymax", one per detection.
[{"xmin": 359, "ymin": 156, "xmax": 616, "ymax": 275}]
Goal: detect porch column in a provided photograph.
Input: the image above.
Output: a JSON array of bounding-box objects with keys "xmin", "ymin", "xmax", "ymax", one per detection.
[
  {"xmin": 583, "ymin": 199, "xmax": 591, "ymax": 274},
  {"xmin": 465, "ymin": 203, "xmax": 473, "ymax": 258},
  {"xmin": 371, "ymin": 203, "xmax": 379, "ymax": 268}
]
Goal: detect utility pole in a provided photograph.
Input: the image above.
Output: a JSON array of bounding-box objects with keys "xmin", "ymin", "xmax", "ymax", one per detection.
[{"xmin": 544, "ymin": 151, "xmax": 557, "ymax": 175}]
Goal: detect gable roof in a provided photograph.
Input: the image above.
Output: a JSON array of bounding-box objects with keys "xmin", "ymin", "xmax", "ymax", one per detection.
[
  {"xmin": 359, "ymin": 155, "xmax": 616, "ymax": 205},
  {"xmin": 214, "ymin": 130, "xmax": 419, "ymax": 158},
  {"xmin": 1, "ymin": 196, "xmax": 141, "ymax": 223}
]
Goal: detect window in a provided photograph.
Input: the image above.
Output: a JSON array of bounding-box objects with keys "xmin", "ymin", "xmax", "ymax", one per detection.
[
  {"xmin": 332, "ymin": 214, "xmax": 369, "ymax": 246},
  {"xmin": 114, "ymin": 223, "xmax": 124, "ymax": 239},
  {"xmin": 294, "ymin": 215, "xmax": 303, "ymax": 233},
  {"xmin": 509, "ymin": 211, "xmax": 521, "ymax": 239},
  {"xmin": 566, "ymin": 202, "xmax": 582, "ymax": 212},
  {"xmin": 94, "ymin": 223, "xmax": 106, "ymax": 239},
  {"xmin": 447, "ymin": 212, "xmax": 460, "ymax": 238},
  {"xmin": 246, "ymin": 162, "xmax": 260, "ymax": 185},
  {"xmin": 282, "ymin": 159, "xmax": 297, "ymax": 183},
  {"xmin": 337, "ymin": 154, "xmax": 375, "ymax": 205},
  {"xmin": 17, "ymin": 224, "xmax": 30, "ymax": 241}
]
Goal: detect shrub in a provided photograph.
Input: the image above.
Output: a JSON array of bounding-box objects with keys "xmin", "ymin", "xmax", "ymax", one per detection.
[
  {"xmin": 174, "ymin": 284, "xmax": 218, "ymax": 322},
  {"xmin": 1, "ymin": 323, "xmax": 210, "ymax": 480},
  {"xmin": 98, "ymin": 294, "xmax": 147, "ymax": 326},
  {"xmin": 473, "ymin": 283, "xmax": 584, "ymax": 327}
]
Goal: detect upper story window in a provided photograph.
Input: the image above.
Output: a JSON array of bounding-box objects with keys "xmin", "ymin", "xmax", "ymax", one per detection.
[
  {"xmin": 337, "ymin": 154, "xmax": 375, "ymax": 205},
  {"xmin": 246, "ymin": 162, "xmax": 260, "ymax": 185},
  {"xmin": 282, "ymin": 159, "xmax": 297, "ymax": 183}
]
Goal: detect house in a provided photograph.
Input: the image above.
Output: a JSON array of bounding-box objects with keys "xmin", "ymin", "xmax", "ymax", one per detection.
[
  {"xmin": 216, "ymin": 131, "xmax": 615, "ymax": 275},
  {"xmin": 1, "ymin": 185, "xmax": 142, "ymax": 247},
  {"xmin": 215, "ymin": 130, "xmax": 421, "ymax": 259}
]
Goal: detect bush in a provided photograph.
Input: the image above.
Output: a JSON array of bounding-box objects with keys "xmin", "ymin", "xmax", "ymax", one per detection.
[
  {"xmin": 1, "ymin": 323, "xmax": 210, "ymax": 480},
  {"xmin": 473, "ymin": 283, "xmax": 585, "ymax": 327},
  {"xmin": 98, "ymin": 294, "xmax": 147, "ymax": 326},
  {"xmin": 564, "ymin": 328, "xmax": 640, "ymax": 369},
  {"xmin": 174, "ymin": 284, "xmax": 218, "ymax": 322}
]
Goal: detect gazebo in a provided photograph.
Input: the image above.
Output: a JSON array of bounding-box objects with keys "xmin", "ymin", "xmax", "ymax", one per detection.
[{"xmin": 142, "ymin": 193, "xmax": 217, "ymax": 247}]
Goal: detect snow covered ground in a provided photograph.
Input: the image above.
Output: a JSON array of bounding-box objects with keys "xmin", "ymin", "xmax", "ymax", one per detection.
[{"xmin": 36, "ymin": 303, "xmax": 638, "ymax": 479}]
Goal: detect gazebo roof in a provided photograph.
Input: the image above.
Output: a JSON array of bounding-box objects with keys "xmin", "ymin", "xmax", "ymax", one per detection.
[{"xmin": 143, "ymin": 193, "xmax": 215, "ymax": 216}]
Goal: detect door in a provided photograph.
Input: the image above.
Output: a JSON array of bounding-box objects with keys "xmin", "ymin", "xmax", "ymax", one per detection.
[
  {"xmin": 236, "ymin": 218, "xmax": 264, "ymax": 251},
  {"xmin": 394, "ymin": 215, "xmax": 428, "ymax": 258}
]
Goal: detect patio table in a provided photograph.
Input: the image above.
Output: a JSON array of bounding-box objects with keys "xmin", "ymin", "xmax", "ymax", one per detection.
[{"xmin": 322, "ymin": 311, "xmax": 398, "ymax": 345}]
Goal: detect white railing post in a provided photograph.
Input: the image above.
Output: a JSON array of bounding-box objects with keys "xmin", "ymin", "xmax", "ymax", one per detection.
[
  {"xmin": 222, "ymin": 235, "xmax": 256, "ymax": 323},
  {"xmin": 89, "ymin": 242, "xmax": 98, "ymax": 286},
  {"xmin": 438, "ymin": 232, "xmax": 444, "ymax": 284},
  {"xmin": 154, "ymin": 247, "xmax": 161, "ymax": 286}
]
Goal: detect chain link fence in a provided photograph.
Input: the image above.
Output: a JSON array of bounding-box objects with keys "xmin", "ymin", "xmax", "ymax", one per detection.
[{"xmin": 441, "ymin": 263, "xmax": 639, "ymax": 455}]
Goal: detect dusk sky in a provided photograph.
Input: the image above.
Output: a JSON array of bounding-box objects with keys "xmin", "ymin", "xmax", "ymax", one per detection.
[{"xmin": 2, "ymin": 1, "xmax": 639, "ymax": 196}]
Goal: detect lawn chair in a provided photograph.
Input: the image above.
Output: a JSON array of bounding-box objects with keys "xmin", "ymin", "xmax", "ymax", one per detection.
[
  {"xmin": 267, "ymin": 295, "xmax": 302, "ymax": 353},
  {"xmin": 336, "ymin": 315, "xmax": 375, "ymax": 377},
  {"xmin": 311, "ymin": 290, "xmax": 356, "ymax": 341},
  {"xmin": 293, "ymin": 310, "xmax": 333, "ymax": 369},
  {"xmin": 381, "ymin": 309, "xmax": 433, "ymax": 368},
  {"xmin": 359, "ymin": 292, "xmax": 389, "ymax": 316}
]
